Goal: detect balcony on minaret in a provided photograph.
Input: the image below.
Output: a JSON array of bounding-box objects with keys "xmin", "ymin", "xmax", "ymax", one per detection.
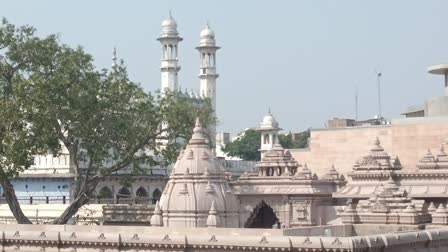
[
  {"xmin": 161, "ymin": 60, "xmax": 181, "ymax": 71},
  {"xmin": 199, "ymin": 67, "xmax": 218, "ymax": 77}
]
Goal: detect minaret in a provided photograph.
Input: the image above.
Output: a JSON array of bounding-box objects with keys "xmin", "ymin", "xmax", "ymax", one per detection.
[
  {"xmin": 196, "ymin": 23, "xmax": 220, "ymax": 144},
  {"xmin": 157, "ymin": 12, "xmax": 182, "ymax": 94},
  {"xmin": 111, "ymin": 47, "xmax": 117, "ymax": 68}
]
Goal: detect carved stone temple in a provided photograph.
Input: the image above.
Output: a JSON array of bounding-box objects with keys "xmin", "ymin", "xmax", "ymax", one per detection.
[{"xmin": 158, "ymin": 118, "xmax": 239, "ymax": 228}]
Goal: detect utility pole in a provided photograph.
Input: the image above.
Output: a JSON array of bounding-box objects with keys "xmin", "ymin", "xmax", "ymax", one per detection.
[
  {"xmin": 355, "ymin": 86, "xmax": 358, "ymax": 121},
  {"xmin": 377, "ymin": 71, "xmax": 382, "ymax": 119}
]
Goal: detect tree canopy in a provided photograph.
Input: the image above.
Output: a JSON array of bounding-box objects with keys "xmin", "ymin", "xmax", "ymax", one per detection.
[
  {"xmin": 0, "ymin": 18, "xmax": 213, "ymax": 224},
  {"xmin": 223, "ymin": 129, "xmax": 310, "ymax": 161},
  {"xmin": 222, "ymin": 129, "xmax": 261, "ymax": 161}
]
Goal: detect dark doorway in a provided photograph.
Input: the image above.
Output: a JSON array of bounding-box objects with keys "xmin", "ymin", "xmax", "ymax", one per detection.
[
  {"xmin": 152, "ymin": 188, "xmax": 162, "ymax": 204},
  {"xmin": 117, "ymin": 187, "xmax": 132, "ymax": 204},
  {"xmin": 136, "ymin": 187, "xmax": 149, "ymax": 204},
  {"xmin": 98, "ymin": 186, "xmax": 113, "ymax": 204},
  {"xmin": 244, "ymin": 200, "xmax": 279, "ymax": 228}
]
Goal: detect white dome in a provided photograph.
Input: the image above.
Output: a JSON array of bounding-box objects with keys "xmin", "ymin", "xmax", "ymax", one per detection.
[
  {"xmin": 260, "ymin": 111, "xmax": 279, "ymax": 129},
  {"xmin": 162, "ymin": 16, "xmax": 177, "ymax": 28},
  {"xmin": 200, "ymin": 25, "xmax": 215, "ymax": 38},
  {"xmin": 159, "ymin": 14, "xmax": 180, "ymax": 38}
]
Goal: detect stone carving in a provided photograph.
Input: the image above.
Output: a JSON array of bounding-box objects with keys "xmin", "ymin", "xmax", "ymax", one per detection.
[
  {"xmin": 303, "ymin": 237, "xmax": 312, "ymax": 245},
  {"xmin": 432, "ymin": 203, "xmax": 448, "ymax": 225},
  {"xmin": 70, "ymin": 232, "xmax": 77, "ymax": 239},
  {"xmin": 332, "ymin": 238, "xmax": 342, "ymax": 245},
  {"xmin": 159, "ymin": 118, "xmax": 239, "ymax": 228},
  {"xmin": 339, "ymin": 176, "xmax": 430, "ymax": 224},
  {"xmin": 209, "ymin": 235, "xmax": 218, "ymax": 242},
  {"xmin": 259, "ymin": 236, "xmax": 269, "ymax": 244},
  {"xmin": 354, "ymin": 138, "xmax": 401, "ymax": 172},
  {"xmin": 162, "ymin": 235, "xmax": 171, "ymax": 241},
  {"xmin": 417, "ymin": 145, "xmax": 448, "ymax": 170}
]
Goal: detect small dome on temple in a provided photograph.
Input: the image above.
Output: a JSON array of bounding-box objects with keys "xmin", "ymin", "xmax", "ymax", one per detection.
[{"xmin": 260, "ymin": 110, "xmax": 280, "ymax": 129}]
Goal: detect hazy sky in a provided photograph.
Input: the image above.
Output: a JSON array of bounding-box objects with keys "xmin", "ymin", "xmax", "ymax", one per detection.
[{"xmin": 3, "ymin": 1, "xmax": 448, "ymax": 135}]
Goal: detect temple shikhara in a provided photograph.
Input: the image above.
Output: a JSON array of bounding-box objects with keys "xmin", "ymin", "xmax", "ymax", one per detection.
[{"xmin": 3, "ymin": 12, "xmax": 448, "ymax": 252}]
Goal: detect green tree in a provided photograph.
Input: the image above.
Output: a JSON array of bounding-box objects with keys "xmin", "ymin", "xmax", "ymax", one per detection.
[
  {"xmin": 0, "ymin": 19, "xmax": 61, "ymax": 224},
  {"xmin": 278, "ymin": 130, "xmax": 310, "ymax": 149},
  {"xmin": 0, "ymin": 18, "xmax": 214, "ymax": 224},
  {"xmin": 223, "ymin": 129, "xmax": 261, "ymax": 161}
]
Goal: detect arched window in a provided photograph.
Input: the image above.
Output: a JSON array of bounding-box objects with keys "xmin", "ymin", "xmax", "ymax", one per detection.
[
  {"xmin": 263, "ymin": 134, "xmax": 270, "ymax": 144},
  {"xmin": 152, "ymin": 188, "xmax": 162, "ymax": 204},
  {"xmin": 117, "ymin": 187, "xmax": 131, "ymax": 198},
  {"xmin": 136, "ymin": 187, "xmax": 149, "ymax": 204},
  {"xmin": 163, "ymin": 45, "xmax": 168, "ymax": 59},
  {"xmin": 136, "ymin": 187, "xmax": 148, "ymax": 198},
  {"xmin": 97, "ymin": 186, "xmax": 114, "ymax": 203},
  {"xmin": 168, "ymin": 45, "xmax": 173, "ymax": 59}
]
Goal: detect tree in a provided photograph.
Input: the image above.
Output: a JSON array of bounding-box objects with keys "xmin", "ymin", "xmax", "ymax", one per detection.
[
  {"xmin": 223, "ymin": 129, "xmax": 310, "ymax": 161},
  {"xmin": 278, "ymin": 130, "xmax": 310, "ymax": 149},
  {"xmin": 0, "ymin": 18, "xmax": 61, "ymax": 224},
  {"xmin": 0, "ymin": 18, "xmax": 214, "ymax": 224},
  {"xmin": 223, "ymin": 129, "xmax": 261, "ymax": 161}
]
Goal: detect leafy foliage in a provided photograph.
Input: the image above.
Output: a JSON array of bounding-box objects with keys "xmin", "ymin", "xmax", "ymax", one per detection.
[
  {"xmin": 278, "ymin": 130, "xmax": 310, "ymax": 149},
  {"xmin": 223, "ymin": 129, "xmax": 310, "ymax": 161},
  {"xmin": 0, "ymin": 18, "xmax": 214, "ymax": 224},
  {"xmin": 223, "ymin": 129, "xmax": 261, "ymax": 161}
]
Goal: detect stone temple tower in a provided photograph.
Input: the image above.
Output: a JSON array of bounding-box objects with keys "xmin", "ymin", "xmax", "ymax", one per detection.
[
  {"xmin": 157, "ymin": 13, "xmax": 182, "ymax": 94},
  {"xmin": 196, "ymin": 24, "xmax": 220, "ymax": 145}
]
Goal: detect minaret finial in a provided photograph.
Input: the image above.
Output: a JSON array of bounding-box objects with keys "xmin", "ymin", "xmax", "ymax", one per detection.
[
  {"xmin": 268, "ymin": 107, "xmax": 271, "ymax": 114},
  {"xmin": 112, "ymin": 47, "xmax": 117, "ymax": 67},
  {"xmin": 169, "ymin": 10, "xmax": 172, "ymax": 18},
  {"xmin": 206, "ymin": 20, "xmax": 210, "ymax": 28}
]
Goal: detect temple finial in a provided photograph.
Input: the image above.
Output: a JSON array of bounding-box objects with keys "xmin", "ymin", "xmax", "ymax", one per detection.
[{"xmin": 195, "ymin": 117, "xmax": 202, "ymax": 128}]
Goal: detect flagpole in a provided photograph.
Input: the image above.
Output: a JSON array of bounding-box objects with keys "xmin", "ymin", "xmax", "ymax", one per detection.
[{"xmin": 377, "ymin": 72, "xmax": 382, "ymax": 119}]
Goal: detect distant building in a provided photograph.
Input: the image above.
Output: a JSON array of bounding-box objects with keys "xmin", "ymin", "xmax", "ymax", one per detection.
[
  {"xmin": 292, "ymin": 64, "xmax": 448, "ymax": 178},
  {"xmin": 327, "ymin": 117, "xmax": 388, "ymax": 129},
  {"xmin": 402, "ymin": 64, "xmax": 448, "ymax": 118}
]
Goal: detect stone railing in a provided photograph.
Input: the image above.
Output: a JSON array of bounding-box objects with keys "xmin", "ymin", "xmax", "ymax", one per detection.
[{"xmin": 1, "ymin": 224, "xmax": 448, "ymax": 252}]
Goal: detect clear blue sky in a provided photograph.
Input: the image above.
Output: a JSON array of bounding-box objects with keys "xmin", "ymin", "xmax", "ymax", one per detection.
[{"xmin": 3, "ymin": 0, "xmax": 448, "ymax": 135}]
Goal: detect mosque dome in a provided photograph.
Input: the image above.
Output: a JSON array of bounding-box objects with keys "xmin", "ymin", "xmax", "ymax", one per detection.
[
  {"xmin": 200, "ymin": 25, "xmax": 215, "ymax": 38},
  {"xmin": 158, "ymin": 118, "xmax": 239, "ymax": 228},
  {"xmin": 159, "ymin": 13, "xmax": 179, "ymax": 38},
  {"xmin": 162, "ymin": 16, "xmax": 177, "ymax": 28},
  {"xmin": 198, "ymin": 24, "xmax": 217, "ymax": 47}
]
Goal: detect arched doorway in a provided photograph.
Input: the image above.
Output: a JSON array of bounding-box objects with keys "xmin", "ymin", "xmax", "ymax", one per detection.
[
  {"xmin": 244, "ymin": 201, "xmax": 279, "ymax": 228},
  {"xmin": 98, "ymin": 186, "xmax": 113, "ymax": 204},
  {"xmin": 136, "ymin": 187, "xmax": 149, "ymax": 204},
  {"xmin": 152, "ymin": 188, "xmax": 162, "ymax": 204},
  {"xmin": 117, "ymin": 187, "xmax": 132, "ymax": 204}
]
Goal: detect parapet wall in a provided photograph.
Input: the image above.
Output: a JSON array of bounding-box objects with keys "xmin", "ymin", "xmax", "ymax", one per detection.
[
  {"xmin": 0, "ymin": 224, "xmax": 448, "ymax": 252},
  {"xmin": 291, "ymin": 117, "xmax": 448, "ymax": 177}
]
